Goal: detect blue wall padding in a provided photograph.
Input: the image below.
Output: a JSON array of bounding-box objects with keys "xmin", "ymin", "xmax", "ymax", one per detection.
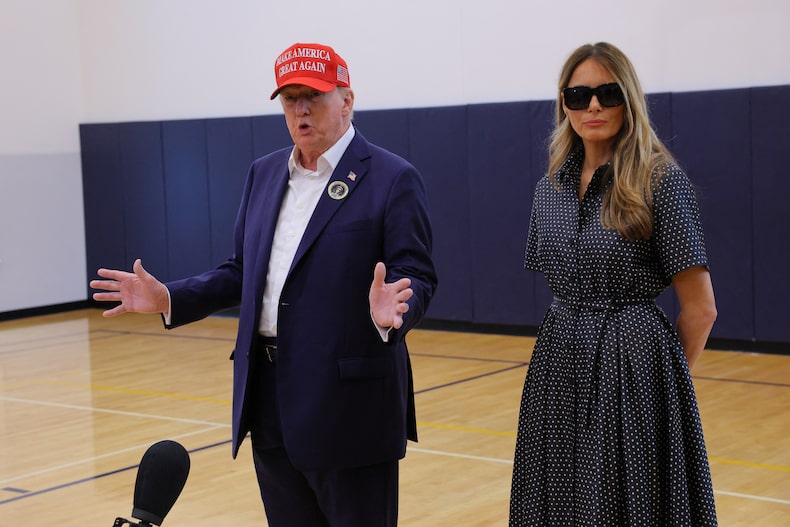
[
  {"xmin": 466, "ymin": 101, "xmax": 536, "ymax": 325},
  {"xmin": 80, "ymin": 123, "xmax": 126, "ymax": 276},
  {"xmin": 408, "ymin": 106, "xmax": 474, "ymax": 322},
  {"xmin": 671, "ymin": 88, "xmax": 754, "ymax": 341},
  {"xmin": 751, "ymin": 86, "xmax": 790, "ymax": 341},
  {"xmin": 162, "ymin": 119, "xmax": 213, "ymax": 279},
  {"xmin": 205, "ymin": 118, "xmax": 255, "ymax": 266},
  {"xmin": 354, "ymin": 108, "xmax": 412, "ymax": 161},
  {"xmin": 647, "ymin": 92, "xmax": 673, "ymax": 146},
  {"xmin": 252, "ymin": 114, "xmax": 292, "ymax": 159},
  {"xmin": 79, "ymin": 85, "xmax": 790, "ymax": 343},
  {"xmin": 118, "ymin": 122, "xmax": 169, "ymax": 278}
]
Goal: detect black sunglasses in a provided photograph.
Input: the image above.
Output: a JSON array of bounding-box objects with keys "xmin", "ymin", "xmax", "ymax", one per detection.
[{"xmin": 562, "ymin": 83, "xmax": 625, "ymax": 110}]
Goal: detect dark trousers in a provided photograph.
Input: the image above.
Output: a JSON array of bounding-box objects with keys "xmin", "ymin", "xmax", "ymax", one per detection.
[{"xmin": 249, "ymin": 343, "xmax": 399, "ymax": 526}]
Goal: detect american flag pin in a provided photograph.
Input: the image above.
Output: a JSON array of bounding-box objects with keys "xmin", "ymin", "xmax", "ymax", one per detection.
[{"xmin": 347, "ymin": 171, "xmax": 357, "ymax": 182}]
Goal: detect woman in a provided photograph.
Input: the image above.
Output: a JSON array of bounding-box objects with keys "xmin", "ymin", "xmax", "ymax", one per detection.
[{"xmin": 510, "ymin": 42, "xmax": 718, "ymax": 526}]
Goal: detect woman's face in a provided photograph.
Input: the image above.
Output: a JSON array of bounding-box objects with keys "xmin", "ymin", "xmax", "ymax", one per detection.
[{"xmin": 562, "ymin": 58, "xmax": 625, "ymax": 150}]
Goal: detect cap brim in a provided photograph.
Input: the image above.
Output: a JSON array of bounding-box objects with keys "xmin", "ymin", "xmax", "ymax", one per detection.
[{"xmin": 270, "ymin": 77, "xmax": 338, "ymax": 100}]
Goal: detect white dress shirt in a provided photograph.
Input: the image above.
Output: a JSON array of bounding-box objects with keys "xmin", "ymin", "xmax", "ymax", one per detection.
[{"xmin": 258, "ymin": 125, "xmax": 356, "ymax": 336}]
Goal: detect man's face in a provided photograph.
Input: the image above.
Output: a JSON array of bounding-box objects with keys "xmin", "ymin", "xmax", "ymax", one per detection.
[{"xmin": 279, "ymin": 85, "xmax": 354, "ymax": 167}]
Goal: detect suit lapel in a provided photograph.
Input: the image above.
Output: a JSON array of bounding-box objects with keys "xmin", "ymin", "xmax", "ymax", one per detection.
[
  {"xmin": 289, "ymin": 132, "xmax": 371, "ymax": 272},
  {"xmin": 253, "ymin": 160, "xmax": 291, "ymax": 297}
]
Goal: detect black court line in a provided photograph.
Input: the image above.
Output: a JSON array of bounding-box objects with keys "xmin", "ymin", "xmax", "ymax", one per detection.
[
  {"xmin": 415, "ymin": 363, "xmax": 530, "ymax": 394},
  {"xmin": 4, "ymin": 326, "xmax": 787, "ymax": 389},
  {"xmin": 0, "ymin": 439, "xmax": 232, "ymax": 506},
  {"xmin": 2, "ymin": 322, "xmax": 787, "ymax": 507},
  {"xmin": 411, "ymin": 351, "xmax": 527, "ymax": 366},
  {"xmin": 1, "ymin": 487, "xmax": 28, "ymax": 494},
  {"xmin": 2, "ymin": 347, "xmax": 787, "ymax": 508},
  {"xmin": 411, "ymin": 352, "xmax": 790, "ymax": 389},
  {"xmin": 0, "ymin": 358, "xmax": 529, "ymax": 508},
  {"xmin": 693, "ymin": 376, "xmax": 789, "ymax": 388},
  {"xmin": 87, "ymin": 330, "xmax": 790, "ymax": 389}
]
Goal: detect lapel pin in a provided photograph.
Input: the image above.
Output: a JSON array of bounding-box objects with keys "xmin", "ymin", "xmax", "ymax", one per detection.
[
  {"xmin": 327, "ymin": 181, "xmax": 349, "ymax": 200},
  {"xmin": 347, "ymin": 171, "xmax": 357, "ymax": 182}
]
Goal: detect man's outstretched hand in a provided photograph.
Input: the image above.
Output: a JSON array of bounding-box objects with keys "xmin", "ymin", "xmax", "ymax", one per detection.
[{"xmin": 90, "ymin": 259, "xmax": 169, "ymax": 318}]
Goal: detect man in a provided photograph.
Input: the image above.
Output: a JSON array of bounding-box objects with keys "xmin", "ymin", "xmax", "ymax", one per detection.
[{"xmin": 91, "ymin": 42, "xmax": 437, "ymax": 526}]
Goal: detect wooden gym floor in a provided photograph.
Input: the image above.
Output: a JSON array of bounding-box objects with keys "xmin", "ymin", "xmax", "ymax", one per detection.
[{"xmin": 0, "ymin": 308, "xmax": 788, "ymax": 526}]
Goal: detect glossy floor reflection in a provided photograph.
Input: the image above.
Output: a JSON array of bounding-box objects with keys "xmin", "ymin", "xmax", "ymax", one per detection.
[{"xmin": 1, "ymin": 309, "xmax": 788, "ymax": 526}]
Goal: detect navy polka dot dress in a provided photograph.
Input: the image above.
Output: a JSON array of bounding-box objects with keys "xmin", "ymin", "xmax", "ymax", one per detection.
[{"xmin": 509, "ymin": 149, "xmax": 718, "ymax": 526}]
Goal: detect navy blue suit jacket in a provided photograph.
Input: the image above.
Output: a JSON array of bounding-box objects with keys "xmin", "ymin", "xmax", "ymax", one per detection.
[{"xmin": 165, "ymin": 130, "xmax": 437, "ymax": 470}]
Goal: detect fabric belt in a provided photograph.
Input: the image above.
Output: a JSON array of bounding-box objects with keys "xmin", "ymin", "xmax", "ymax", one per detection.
[
  {"xmin": 552, "ymin": 296, "xmax": 653, "ymax": 311},
  {"xmin": 257, "ymin": 335, "xmax": 278, "ymax": 363}
]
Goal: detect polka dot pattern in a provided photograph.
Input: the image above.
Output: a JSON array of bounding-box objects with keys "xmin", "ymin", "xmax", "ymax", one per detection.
[{"xmin": 510, "ymin": 150, "xmax": 718, "ymax": 526}]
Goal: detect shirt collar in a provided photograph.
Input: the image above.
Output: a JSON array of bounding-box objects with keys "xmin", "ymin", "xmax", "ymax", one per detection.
[
  {"xmin": 557, "ymin": 146, "xmax": 584, "ymax": 185},
  {"xmin": 288, "ymin": 124, "xmax": 356, "ymax": 177}
]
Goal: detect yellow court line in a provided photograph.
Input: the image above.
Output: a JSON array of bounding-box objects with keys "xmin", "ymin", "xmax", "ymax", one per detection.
[
  {"xmin": 709, "ymin": 456, "xmax": 790, "ymax": 473},
  {"xmin": 38, "ymin": 379, "xmax": 231, "ymax": 405},
  {"xmin": 417, "ymin": 421, "xmax": 516, "ymax": 437},
  {"xmin": 0, "ymin": 379, "xmax": 42, "ymax": 390},
  {"xmin": 418, "ymin": 421, "xmax": 790, "ymax": 473},
  {"xmin": 13, "ymin": 385, "xmax": 789, "ymax": 474}
]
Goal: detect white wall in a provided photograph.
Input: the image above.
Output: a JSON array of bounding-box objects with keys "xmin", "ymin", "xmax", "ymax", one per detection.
[
  {"xmin": 75, "ymin": 0, "xmax": 790, "ymax": 123},
  {"xmin": 0, "ymin": 0, "xmax": 85, "ymax": 312},
  {"xmin": 2, "ymin": 0, "xmax": 789, "ymax": 312}
]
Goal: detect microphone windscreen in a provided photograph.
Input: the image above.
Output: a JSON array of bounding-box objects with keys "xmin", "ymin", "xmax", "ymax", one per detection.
[{"xmin": 132, "ymin": 440, "xmax": 190, "ymax": 526}]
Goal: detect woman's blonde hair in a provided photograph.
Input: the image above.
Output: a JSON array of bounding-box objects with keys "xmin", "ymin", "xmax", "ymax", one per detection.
[{"xmin": 548, "ymin": 42, "xmax": 675, "ymax": 240}]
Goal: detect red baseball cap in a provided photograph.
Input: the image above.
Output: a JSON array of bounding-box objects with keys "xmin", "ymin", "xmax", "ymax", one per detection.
[{"xmin": 270, "ymin": 42, "xmax": 351, "ymax": 100}]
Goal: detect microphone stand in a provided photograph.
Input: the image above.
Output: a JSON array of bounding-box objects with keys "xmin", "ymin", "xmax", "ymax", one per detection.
[{"xmin": 112, "ymin": 518, "xmax": 155, "ymax": 527}]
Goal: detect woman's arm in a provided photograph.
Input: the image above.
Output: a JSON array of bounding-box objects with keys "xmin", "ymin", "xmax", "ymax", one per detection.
[{"xmin": 672, "ymin": 265, "xmax": 717, "ymax": 368}]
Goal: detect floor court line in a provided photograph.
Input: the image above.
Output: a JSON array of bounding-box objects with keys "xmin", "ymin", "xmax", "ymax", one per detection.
[
  {"xmin": 415, "ymin": 363, "xmax": 529, "ymax": 394},
  {"xmin": 37, "ymin": 379, "xmax": 232, "ymax": 404},
  {"xmin": 408, "ymin": 446, "xmax": 513, "ymax": 464},
  {"xmin": 11, "ymin": 325, "xmax": 784, "ymax": 390},
  {"xmin": 0, "ymin": 395, "xmax": 228, "ymax": 428},
  {"xmin": 0, "ymin": 426, "xmax": 225, "ymax": 486},
  {"xmin": 0, "ymin": 439, "xmax": 232, "ymax": 506},
  {"xmin": 712, "ymin": 491, "xmax": 790, "ymax": 505},
  {"xmin": 7, "ymin": 378, "xmax": 788, "ymax": 477},
  {"xmin": 694, "ymin": 375, "xmax": 789, "ymax": 388},
  {"xmin": 9, "ymin": 394, "xmax": 785, "ymax": 478},
  {"xmin": 406, "ymin": 447, "xmax": 790, "ymax": 506},
  {"xmin": 3, "ymin": 438, "xmax": 786, "ymax": 508},
  {"xmin": 87, "ymin": 327, "xmax": 236, "ymax": 343},
  {"xmin": 3, "ymin": 322, "xmax": 786, "ymax": 514},
  {"xmin": 417, "ymin": 421, "xmax": 515, "ymax": 437},
  {"xmin": 411, "ymin": 351, "xmax": 790, "ymax": 389},
  {"xmin": 411, "ymin": 351, "xmax": 528, "ymax": 365},
  {"xmin": 416, "ymin": 420, "xmax": 790, "ymax": 473}
]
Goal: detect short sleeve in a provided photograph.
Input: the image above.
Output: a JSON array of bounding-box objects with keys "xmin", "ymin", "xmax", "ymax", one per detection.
[{"xmin": 651, "ymin": 165, "xmax": 709, "ymax": 279}]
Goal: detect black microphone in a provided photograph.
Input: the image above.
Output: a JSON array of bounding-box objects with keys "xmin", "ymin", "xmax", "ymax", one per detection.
[{"xmin": 113, "ymin": 440, "xmax": 191, "ymax": 527}]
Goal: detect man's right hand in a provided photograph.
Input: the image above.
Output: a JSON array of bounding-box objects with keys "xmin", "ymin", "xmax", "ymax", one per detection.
[{"xmin": 90, "ymin": 259, "xmax": 169, "ymax": 317}]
